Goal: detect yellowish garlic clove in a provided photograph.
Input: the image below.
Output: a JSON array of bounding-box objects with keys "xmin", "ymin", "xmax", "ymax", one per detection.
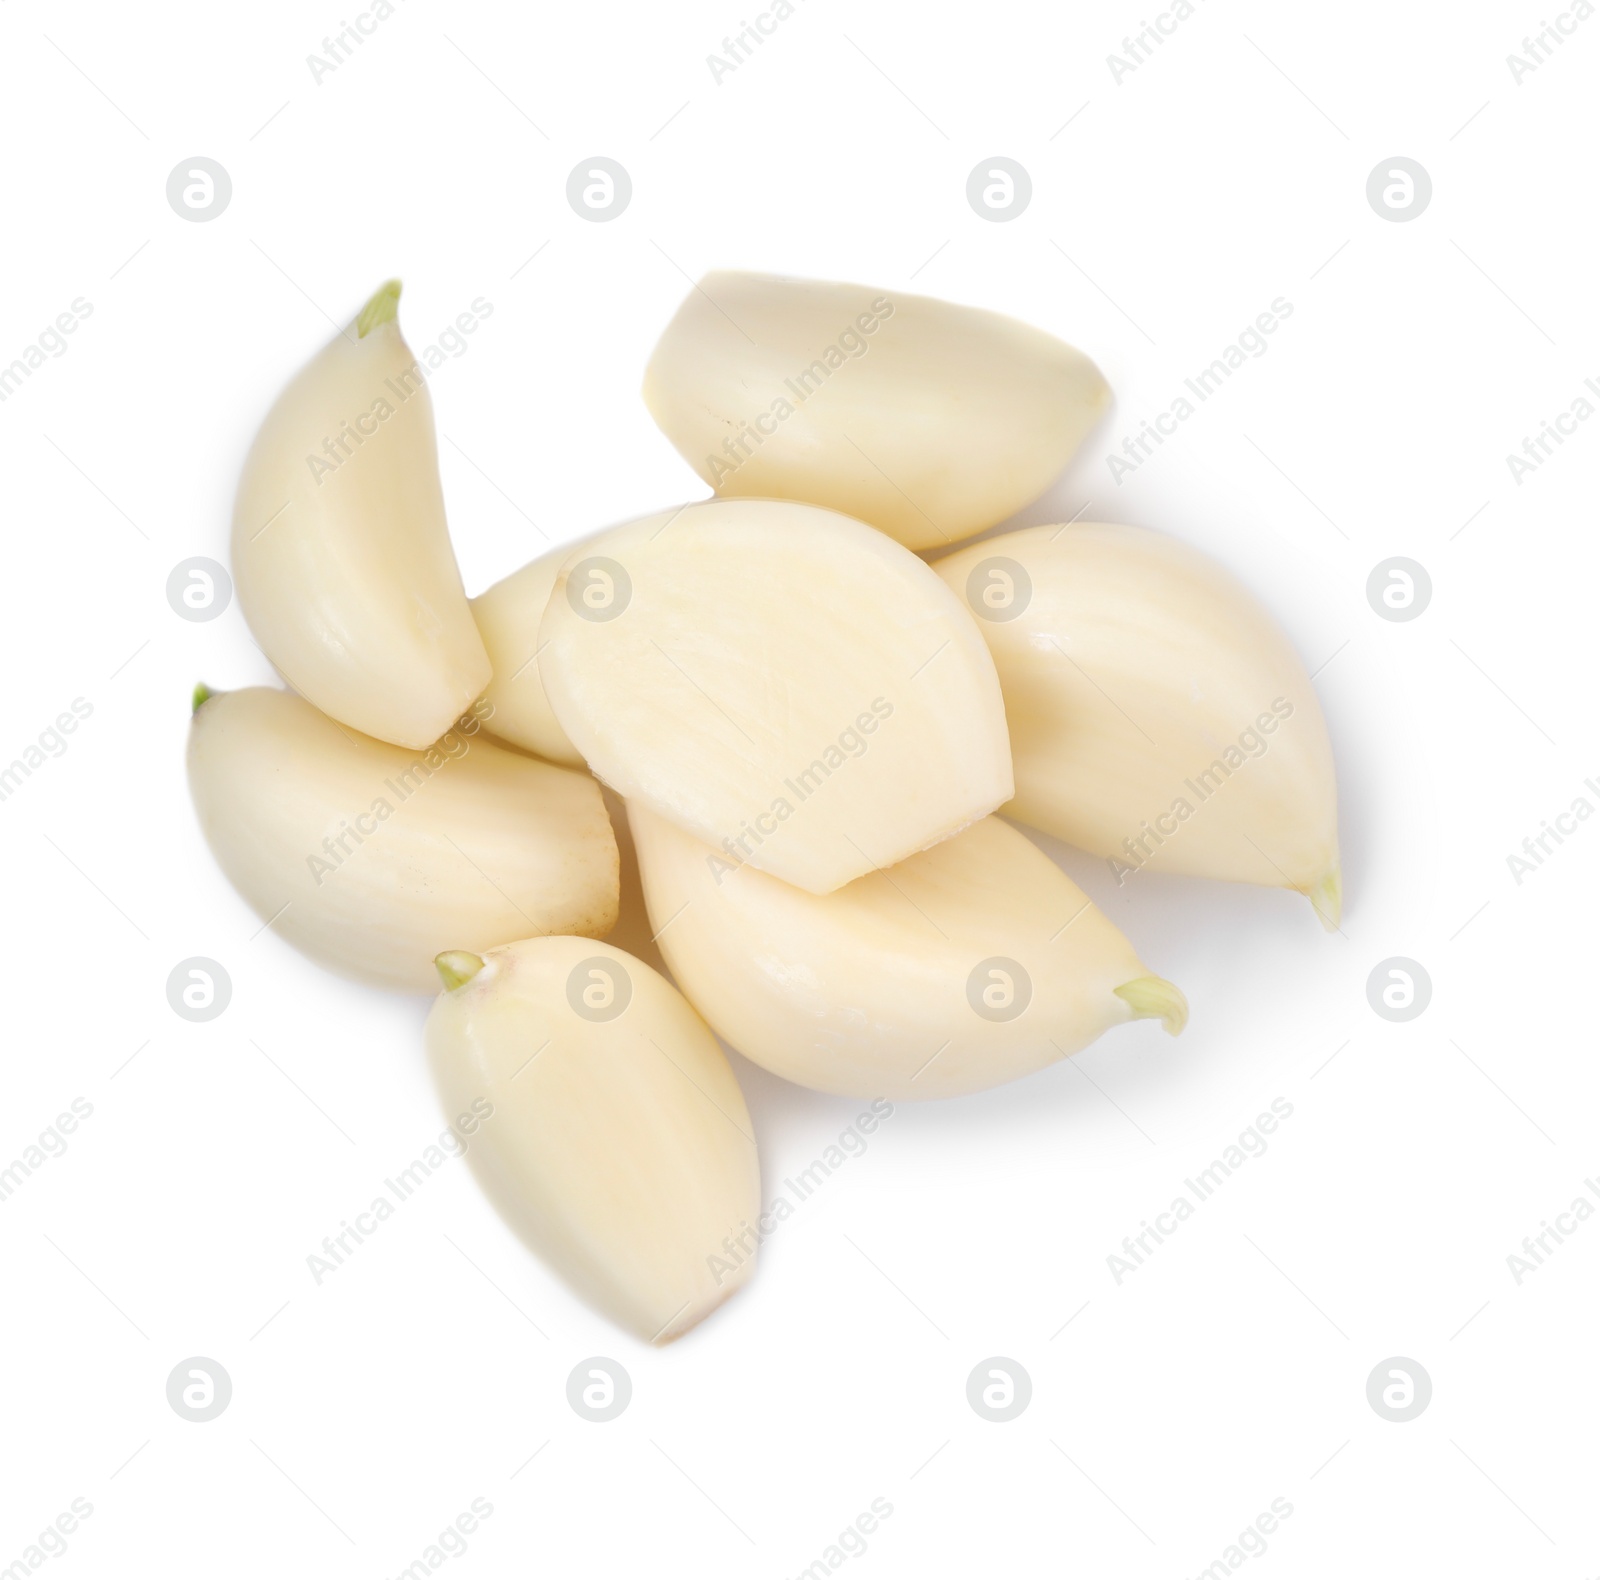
[
  {"xmin": 231, "ymin": 280, "xmax": 490, "ymax": 749},
  {"xmin": 427, "ymin": 937, "xmax": 760, "ymax": 1342},
  {"xmin": 187, "ymin": 687, "xmax": 618, "ymax": 991},
  {"xmin": 934, "ymin": 522, "xmax": 1341, "ymax": 925},
  {"xmin": 469, "ymin": 547, "xmax": 585, "ymax": 768},
  {"xmin": 642, "ymin": 271, "xmax": 1110, "ymax": 551},
  {"xmin": 629, "ymin": 802, "xmax": 1184, "ymax": 1101},
  {"xmin": 538, "ymin": 498, "xmax": 1013, "ymax": 895}
]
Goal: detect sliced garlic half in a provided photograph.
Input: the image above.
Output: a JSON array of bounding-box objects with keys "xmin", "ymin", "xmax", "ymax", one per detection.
[{"xmin": 538, "ymin": 498, "xmax": 1013, "ymax": 895}]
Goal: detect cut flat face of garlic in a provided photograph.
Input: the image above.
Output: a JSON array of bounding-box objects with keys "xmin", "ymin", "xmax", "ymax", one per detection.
[
  {"xmin": 934, "ymin": 523, "xmax": 1341, "ymax": 925},
  {"xmin": 187, "ymin": 687, "xmax": 618, "ymax": 991},
  {"xmin": 538, "ymin": 498, "xmax": 1013, "ymax": 895},
  {"xmin": 231, "ymin": 281, "xmax": 491, "ymax": 749},
  {"xmin": 642, "ymin": 271, "xmax": 1111, "ymax": 551},
  {"xmin": 470, "ymin": 548, "xmax": 585, "ymax": 767},
  {"xmin": 426, "ymin": 938, "xmax": 760, "ymax": 1342},
  {"xmin": 630, "ymin": 802, "xmax": 1184, "ymax": 1101}
]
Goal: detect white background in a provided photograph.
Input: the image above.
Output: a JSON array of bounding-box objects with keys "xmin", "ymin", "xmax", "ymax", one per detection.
[{"xmin": 1, "ymin": 0, "xmax": 1595, "ymax": 1575}]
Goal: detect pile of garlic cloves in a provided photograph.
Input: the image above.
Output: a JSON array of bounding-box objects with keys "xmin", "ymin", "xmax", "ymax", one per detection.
[{"xmin": 189, "ymin": 276, "xmax": 1339, "ymax": 1343}]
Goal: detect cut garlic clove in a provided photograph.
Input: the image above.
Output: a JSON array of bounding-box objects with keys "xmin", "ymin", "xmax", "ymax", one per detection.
[
  {"xmin": 426, "ymin": 938, "xmax": 760, "ymax": 1342},
  {"xmin": 630, "ymin": 802, "xmax": 1184, "ymax": 1101},
  {"xmin": 642, "ymin": 271, "xmax": 1111, "ymax": 551},
  {"xmin": 934, "ymin": 522, "xmax": 1341, "ymax": 924},
  {"xmin": 187, "ymin": 687, "xmax": 618, "ymax": 992},
  {"xmin": 231, "ymin": 280, "xmax": 491, "ymax": 749},
  {"xmin": 538, "ymin": 498, "xmax": 1013, "ymax": 895},
  {"xmin": 470, "ymin": 548, "xmax": 586, "ymax": 768}
]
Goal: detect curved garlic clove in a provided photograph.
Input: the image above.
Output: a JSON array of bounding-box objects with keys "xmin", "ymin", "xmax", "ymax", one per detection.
[
  {"xmin": 642, "ymin": 271, "xmax": 1110, "ymax": 551},
  {"xmin": 934, "ymin": 522, "xmax": 1341, "ymax": 925},
  {"xmin": 538, "ymin": 498, "xmax": 1013, "ymax": 895},
  {"xmin": 426, "ymin": 938, "xmax": 760, "ymax": 1342},
  {"xmin": 469, "ymin": 547, "xmax": 585, "ymax": 767},
  {"xmin": 629, "ymin": 802, "xmax": 1184, "ymax": 1101},
  {"xmin": 231, "ymin": 280, "xmax": 490, "ymax": 749},
  {"xmin": 187, "ymin": 687, "xmax": 618, "ymax": 991}
]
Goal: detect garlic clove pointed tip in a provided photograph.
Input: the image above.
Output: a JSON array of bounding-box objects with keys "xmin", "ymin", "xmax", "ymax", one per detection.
[
  {"xmin": 1304, "ymin": 865, "xmax": 1342, "ymax": 933},
  {"xmin": 649, "ymin": 1279, "xmax": 743, "ymax": 1345},
  {"xmin": 435, "ymin": 950, "xmax": 486, "ymax": 992},
  {"xmin": 192, "ymin": 682, "xmax": 216, "ymax": 715},
  {"xmin": 356, "ymin": 279, "xmax": 403, "ymax": 338},
  {"xmin": 1114, "ymin": 975, "xmax": 1188, "ymax": 1036}
]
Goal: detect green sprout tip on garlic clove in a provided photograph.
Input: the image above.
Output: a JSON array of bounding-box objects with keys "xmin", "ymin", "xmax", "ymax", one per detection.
[{"xmin": 231, "ymin": 280, "xmax": 491, "ymax": 750}]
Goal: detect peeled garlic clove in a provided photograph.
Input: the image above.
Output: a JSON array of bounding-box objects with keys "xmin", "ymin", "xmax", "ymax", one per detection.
[
  {"xmin": 630, "ymin": 802, "xmax": 1184, "ymax": 1101},
  {"xmin": 642, "ymin": 271, "xmax": 1110, "ymax": 551},
  {"xmin": 469, "ymin": 548, "xmax": 585, "ymax": 767},
  {"xmin": 426, "ymin": 938, "xmax": 760, "ymax": 1341},
  {"xmin": 934, "ymin": 523, "xmax": 1341, "ymax": 925},
  {"xmin": 539, "ymin": 498, "xmax": 1012, "ymax": 895},
  {"xmin": 187, "ymin": 687, "xmax": 617, "ymax": 991},
  {"xmin": 232, "ymin": 280, "xmax": 491, "ymax": 749}
]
